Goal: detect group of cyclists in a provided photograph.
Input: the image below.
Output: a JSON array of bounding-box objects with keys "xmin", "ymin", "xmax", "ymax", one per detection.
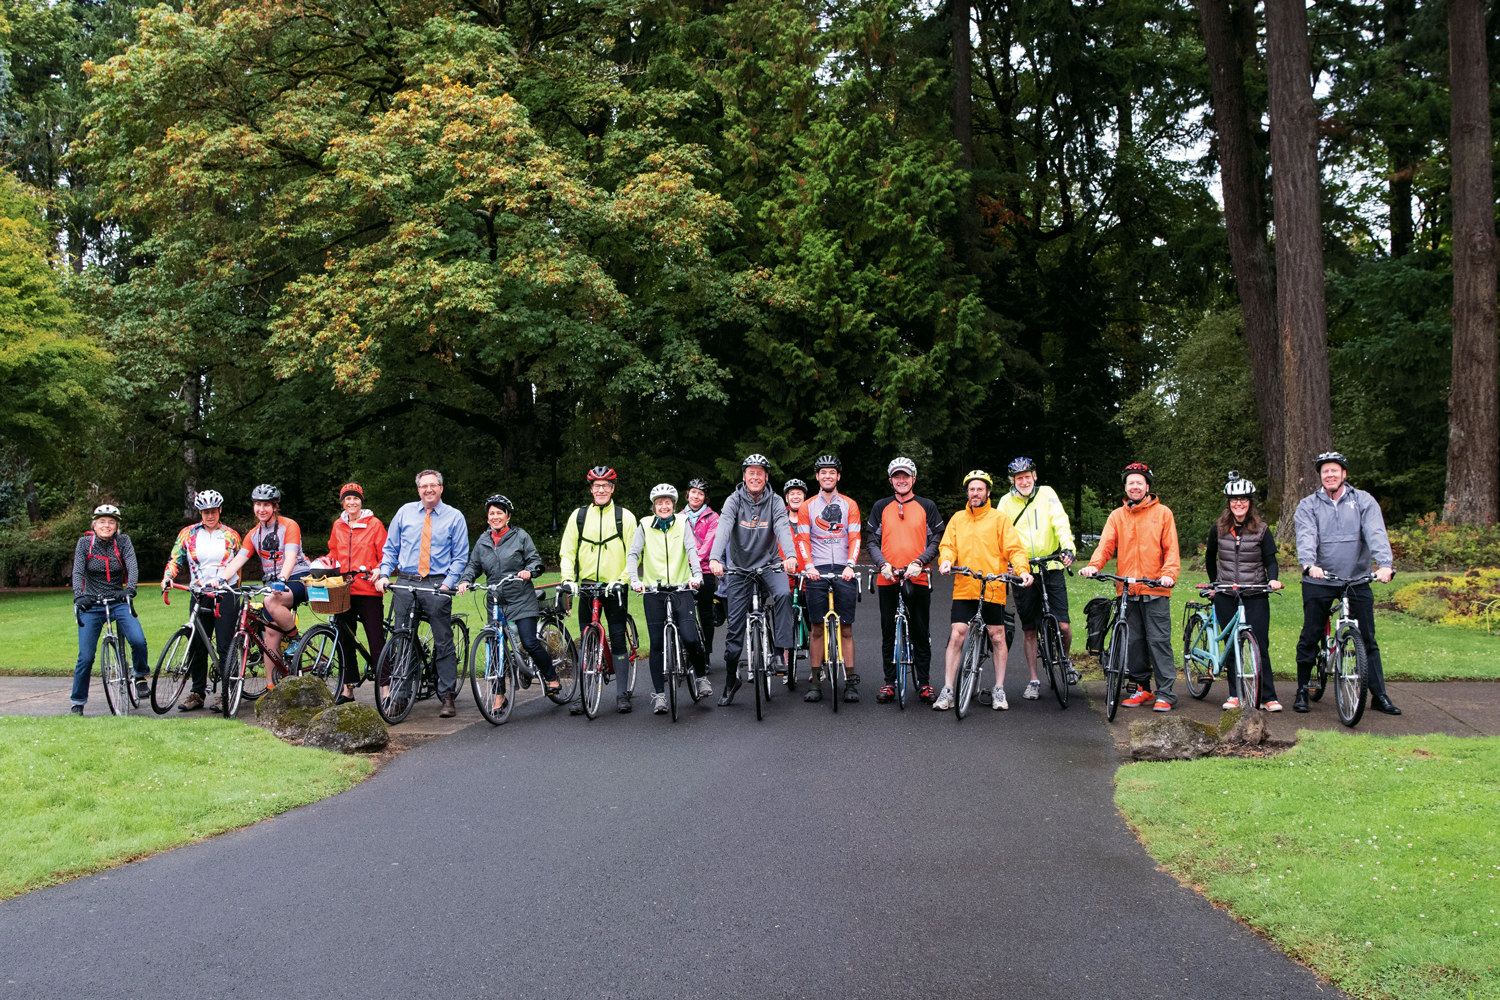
[{"xmin": 68, "ymin": 449, "xmax": 1403, "ymax": 721}]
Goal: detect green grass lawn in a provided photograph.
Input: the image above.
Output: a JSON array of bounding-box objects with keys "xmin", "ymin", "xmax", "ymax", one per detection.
[
  {"xmin": 1067, "ymin": 567, "xmax": 1500, "ymax": 682},
  {"xmin": 1, "ymin": 572, "xmax": 654, "ymax": 676},
  {"xmin": 0, "ymin": 715, "xmax": 371, "ymax": 900},
  {"xmin": 1116, "ymin": 731, "xmax": 1500, "ymax": 1000}
]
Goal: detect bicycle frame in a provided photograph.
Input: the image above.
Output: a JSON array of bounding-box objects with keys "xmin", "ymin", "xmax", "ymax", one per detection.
[
  {"xmin": 949, "ymin": 566, "xmax": 1022, "ymax": 720},
  {"xmin": 726, "ymin": 567, "xmax": 780, "ymax": 720},
  {"xmin": 79, "ymin": 596, "xmax": 139, "ymax": 716},
  {"xmin": 1090, "ymin": 572, "xmax": 1167, "ymax": 721}
]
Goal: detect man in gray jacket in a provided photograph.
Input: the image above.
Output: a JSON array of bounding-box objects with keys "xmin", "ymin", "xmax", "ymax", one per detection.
[
  {"xmin": 708, "ymin": 454, "xmax": 798, "ymax": 705},
  {"xmin": 1293, "ymin": 451, "xmax": 1400, "ymax": 715}
]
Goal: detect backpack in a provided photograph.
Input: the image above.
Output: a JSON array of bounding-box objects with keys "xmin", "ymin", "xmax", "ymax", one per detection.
[
  {"xmin": 573, "ymin": 504, "xmax": 625, "ymax": 565},
  {"xmin": 1084, "ymin": 597, "xmax": 1114, "ymax": 659}
]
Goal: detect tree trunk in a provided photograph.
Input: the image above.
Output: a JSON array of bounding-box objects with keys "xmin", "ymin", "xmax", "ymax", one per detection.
[
  {"xmin": 1443, "ymin": 0, "xmax": 1499, "ymax": 524},
  {"xmin": 1198, "ymin": 0, "xmax": 1284, "ymax": 514},
  {"xmin": 951, "ymin": 0, "xmax": 982, "ymax": 273},
  {"xmin": 1265, "ymin": 0, "xmax": 1333, "ymax": 519},
  {"xmin": 1385, "ymin": 0, "xmax": 1415, "ymax": 259},
  {"xmin": 183, "ymin": 372, "xmax": 200, "ymax": 524},
  {"xmin": 24, "ymin": 477, "xmax": 41, "ymax": 524}
]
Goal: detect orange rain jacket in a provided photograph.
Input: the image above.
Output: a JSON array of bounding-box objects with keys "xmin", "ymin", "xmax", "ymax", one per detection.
[
  {"xmin": 1087, "ymin": 494, "xmax": 1181, "ymax": 598},
  {"xmin": 937, "ymin": 502, "xmax": 1030, "ymax": 604}
]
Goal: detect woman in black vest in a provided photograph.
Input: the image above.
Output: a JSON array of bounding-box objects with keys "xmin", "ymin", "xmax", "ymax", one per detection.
[{"xmin": 1203, "ymin": 473, "xmax": 1284, "ymax": 711}]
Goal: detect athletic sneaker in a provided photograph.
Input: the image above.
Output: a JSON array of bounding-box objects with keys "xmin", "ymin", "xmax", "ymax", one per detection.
[
  {"xmin": 1152, "ymin": 699, "xmax": 1172, "ymax": 712},
  {"xmin": 651, "ymin": 693, "xmax": 668, "ymax": 714},
  {"xmin": 1065, "ymin": 666, "xmax": 1081, "ymax": 685},
  {"xmin": 876, "ymin": 684, "xmax": 896, "ymax": 703},
  {"xmin": 695, "ymin": 676, "xmax": 713, "ymax": 699},
  {"xmin": 1262, "ymin": 700, "xmax": 1283, "ymax": 712},
  {"xmin": 1121, "ymin": 689, "xmax": 1154, "ymax": 707},
  {"xmin": 932, "ymin": 687, "xmax": 955, "ymax": 711},
  {"xmin": 991, "ymin": 686, "xmax": 1008, "ymax": 710},
  {"xmin": 918, "ymin": 685, "xmax": 936, "ymax": 704},
  {"xmin": 1222, "ymin": 696, "xmax": 1241, "ymax": 710},
  {"xmin": 1022, "ymin": 679, "xmax": 1041, "ymax": 700}
]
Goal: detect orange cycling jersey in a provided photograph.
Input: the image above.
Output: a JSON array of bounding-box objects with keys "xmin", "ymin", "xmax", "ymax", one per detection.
[{"xmin": 794, "ymin": 491, "xmax": 862, "ymax": 568}]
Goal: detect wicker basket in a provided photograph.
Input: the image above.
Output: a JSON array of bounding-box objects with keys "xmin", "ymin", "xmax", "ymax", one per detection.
[{"xmin": 306, "ymin": 577, "xmax": 352, "ymax": 614}]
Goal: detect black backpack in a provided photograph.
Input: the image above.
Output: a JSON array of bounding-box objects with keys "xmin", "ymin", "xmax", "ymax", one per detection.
[{"xmin": 573, "ymin": 504, "xmax": 625, "ymax": 564}]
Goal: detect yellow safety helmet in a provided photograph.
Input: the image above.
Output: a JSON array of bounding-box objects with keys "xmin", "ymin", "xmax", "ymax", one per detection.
[{"xmin": 963, "ymin": 470, "xmax": 993, "ymax": 490}]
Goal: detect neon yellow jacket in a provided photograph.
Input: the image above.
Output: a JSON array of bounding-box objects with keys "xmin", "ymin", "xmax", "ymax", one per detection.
[
  {"xmin": 995, "ymin": 485, "xmax": 1075, "ymax": 569},
  {"xmin": 560, "ymin": 502, "xmax": 634, "ymax": 584}
]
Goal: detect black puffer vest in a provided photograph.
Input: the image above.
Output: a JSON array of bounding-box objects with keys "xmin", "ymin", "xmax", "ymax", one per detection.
[{"xmin": 1216, "ymin": 522, "xmax": 1267, "ymax": 586}]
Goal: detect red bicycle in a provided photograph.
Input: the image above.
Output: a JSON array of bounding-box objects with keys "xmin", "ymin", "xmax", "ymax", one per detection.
[
  {"xmin": 153, "ymin": 582, "xmax": 284, "ymax": 717},
  {"xmin": 567, "ymin": 582, "xmax": 639, "ymax": 719}
]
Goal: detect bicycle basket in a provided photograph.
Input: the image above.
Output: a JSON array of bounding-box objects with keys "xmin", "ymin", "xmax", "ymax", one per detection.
[
  {"xmin": 307, "ymin": 576, "xmax": 352, "ymax": 614},
  {"xmin": 1084, "ymin": 597, "xmax": 1113, "ymax": 658}
]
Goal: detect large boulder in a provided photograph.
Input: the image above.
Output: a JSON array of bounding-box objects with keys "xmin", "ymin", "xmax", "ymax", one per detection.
[
  {"xmin": 302, "ymin": 703, "xmax": 389, "ymax": 753},
  {"xmin": 254, "ymin": 674, "xmax": 335, "ymax": 741},
  {"xmin": 1129, "ymin": 717, "xmax": 1219, "ymax": 761},
  {"xmin": 1219, "ymin": 707, "xmax": 1269, "ymax": 747}
]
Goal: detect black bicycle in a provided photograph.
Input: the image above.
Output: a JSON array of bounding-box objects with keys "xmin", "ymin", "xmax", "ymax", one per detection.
[
  {"xmin": 640, "ymin": 582, "xmax": 704, "ymax": 722},
  {"xmin": 1314, "ymin": 573, "xmax": 1371, "ymax": 727},
  {"xmin": 466, "ymin": 578, "xmax": 578, "ymax": 725},
  {"xmin": 725, "ymin": 566, "xmax": 782, "ymax": 721},
  {"xmin": 1028, "ymin": 550, "xmax": 1074, "ymax": 710},
  {"xmin": 950, "ymin": 567, "xmax": 1024, "ymax": 720},
  {"xmin": 375, "ymin": 581, "xmax": 470, "ymax": 724},
  {"xmin": 288, "ymin": 570, "xmax": 390, "ymax": 698},
  {"xmin": 77, "ymin": 596, "xmax": 141, "ymax": 716},
  {"xmin": 1090, "ymin": 573, "xmax": 1167, "ymax": 721},
  {"xmin": 866, "ymin": 568, "xmax": 917, "ymax": 710}
]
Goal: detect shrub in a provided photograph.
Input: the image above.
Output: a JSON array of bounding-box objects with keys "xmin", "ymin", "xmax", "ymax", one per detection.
[
  {"xmin": 1387, "ymin": 512, "xmax": 1500, "ymax": 571},
  {"xmin": 1388, "ymin": 568, "xmax": 1500, "ymax": 631}
]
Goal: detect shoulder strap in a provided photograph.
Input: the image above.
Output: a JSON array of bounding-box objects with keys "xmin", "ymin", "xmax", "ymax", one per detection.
[
  {"xmin": 1009, "ymin": 490, "xmax": 1039, "ymax": 526},
  {"xmin": 574, "ymin": 505, "xmax": 626, "ymax": 560}
]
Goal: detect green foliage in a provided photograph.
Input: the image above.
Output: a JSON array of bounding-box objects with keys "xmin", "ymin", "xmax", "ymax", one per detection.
[
  {"xmin": 1120, "ymin": 309, "xmax": 1266, "ymax": 542},
  {"xmin": 1388, "ymin": 514, "xmax": 1500, "ymax": 572},
  {"xmin": 1388, "ymin": 569, "xmax": 1500, "ymax": 630}
]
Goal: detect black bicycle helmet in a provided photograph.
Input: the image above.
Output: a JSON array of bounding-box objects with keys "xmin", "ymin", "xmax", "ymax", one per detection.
[
  {"xmin": 688, "ymin": 478, "xmax": 709, "ymax": 492},
  {"xmin": 1007, "ymin": 456, "xmax": 1036, "ymax": 475},
  {"xmin": 783, "ymin": 478, "xmax": 809, "ymax": 495},
  {"xmin": 484, "ymin": 494, "xmax": 514, "ymax": 514},
  {"xmin": 1315, "ymin": 451, "xmax": 1348, "ymax": 472},
  {"xmin": 812, "ymin": 454, "xmax": 841, "ymax": 472},
  {"xmin": 1121, "ymin": 462, "xmax": 1153, "ymax": 487}
]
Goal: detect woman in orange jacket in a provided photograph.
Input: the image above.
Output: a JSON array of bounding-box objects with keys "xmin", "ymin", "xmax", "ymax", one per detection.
[{"xmin": 325, "ymin": 482, "xmax": 388, "ymax": 703}]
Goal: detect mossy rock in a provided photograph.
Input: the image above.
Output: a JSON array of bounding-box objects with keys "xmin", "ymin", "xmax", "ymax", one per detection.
[
  {"xmin": 303, "ymin": 703, "xmax": 389, "ymax": 753},
  {"xmin": 1128, "ymin": 717, "xmax": 1218, "ymax": 761},
  {"xmin": 1217, "ymin": 705, "xmax": 1246, "ymax": 738},
  {"xmin": 255, "ymin": 674, "xmax": 335, "ymax": 741}
]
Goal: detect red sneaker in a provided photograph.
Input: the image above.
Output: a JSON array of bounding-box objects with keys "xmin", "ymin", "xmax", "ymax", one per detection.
[
  {"xmin": 876, "ymin": 684, "xmax": 896, "ymax": 703},
  {"xmin": 1122, "ymin": 689, "xmax": 1155, "ymax": 707},
  {"xmin": 918, "ymin": 685, "xmax": 937, "ymax": 704},
  {"xmin": 1152, "ymin": 699, "xmax": 1172, "ymax": 712}
]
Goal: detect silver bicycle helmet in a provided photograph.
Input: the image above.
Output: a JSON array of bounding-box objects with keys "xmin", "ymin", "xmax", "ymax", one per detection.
[
  {"xmin": 650, "ymin": 483, "xmax": 679, "ymax": 502},
  {"xmin": 91, "ymin": 504, "xmax": 122, "ymax": 520},
  {"xmin": 1007, "ymin": 456, "xmax": 1036, "ymax": 475},
  {"xmin": 783, "ymin": 478, "xmax": 809, "ymax": 495},
  {"xmin": 742, "ymin": 453, "xmax": 770, "ymax": 470},
  {"xmin": 484, "ymin": 494, "xmax": 514, "ymax": 513},
  {"xmin": 886, "ymin": 457, "xmax": 917, "ymax": 477},
  {"xmin": 250, "ymin": 484, "xmax": 281, "ymax": 501},
  {"xmin": 1315, "ymin": 451, "xmax": 1348, "ymax": 472},
  {"xmin": 687, "ymin": 478, "xmax": 710, "ymax": 492},
  {"xmin": 194, "ymin": 490, "xmax": 224, "ymax": 511},
  {"xmin": 1223, "ymin": 471, "xmax": 1256, "ymax": 497}
]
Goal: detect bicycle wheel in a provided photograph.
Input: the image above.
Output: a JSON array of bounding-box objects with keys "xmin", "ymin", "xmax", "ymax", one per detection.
[
  {"xmin": 580, "ymin": 626, "xmax": 605, "ymax": 720},
  {"xmin": 1235, "ymin": 628, "xmax": 1262, "ymax": 711},
  {"xmin": 539, "ymin": 619, "xmax": 578, "ymax": 704},
  {"xmin": 663, "ymin": 626, "xmax": 680, "ymax": 723},
  {"xmin": 151, "ymin": 627, "xmax": 194, "ymax": 714},
  {"xmin": 1044, "ymin": 616, "xmax": 1069, "ymax": 709},
  {"xmin": 292, "ymin": 623, "xmax": 344, "ymax": 699},
  {"xmin": 955, "ymin": 626, "xmax": 983, "ymax": 721},
  {"xmin": 452, "ymin": 617, "xmax": 471, "ymax": 690},
  {"xmin": 1310, "ymin": 648, "xmax": 1329, "ymax": 701},
  {"xmin": 1103, "ymin": 621, "xmax": 1129, "ymax": 721},
  {"xmin": 222, "ymin": 632, "xmax": 250, "ymax": 718},
  {"xmin": 623, "ymin": 615, "xmax": 639, "ymax": 696},
  {"xmin": 894, "ymin": 615, "xmax": 908, "ymax": 710},
  {"xmin": 100, "ymin": 636, "xmax": 128, "ymax": 716},
  {"xmin": 375, "ymin": 633, "xmax": 420, "ymax": 724},
  {"xmin": 749, "ymin": 615, "xmax": 764, "ymax": 721},
  {"xmin": 1333, "ymin": 624, "xmax": 1368, "ymax": 727},
  {"xmin": 472, "ymin": 631, "xmax": 515, "ymax": 726},
  {"xmin": 1180, "ymin": 614, "xmax": 1213, "ymax": 700},
  {"xmin": 829, "ymin": 628, "xmax": 842, "ymax": 713},
  {"xmin": 240, "ymin": 635, "xmax": 271, "ymax": 702}
]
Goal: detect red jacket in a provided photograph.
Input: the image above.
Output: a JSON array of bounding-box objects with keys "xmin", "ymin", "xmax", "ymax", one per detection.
[{"xmin": 327, "ymin": 509, "xmax": 388, "ymax": 596}]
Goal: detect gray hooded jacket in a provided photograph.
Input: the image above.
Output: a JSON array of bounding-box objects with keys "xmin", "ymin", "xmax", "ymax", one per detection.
[
  {"xmin": 1293, "ymin": 486, "xmax": 1392, "ymax": 582},
  {"xmin": 709, "ymin": 484, "xmax": 796, "ymax": 570}
]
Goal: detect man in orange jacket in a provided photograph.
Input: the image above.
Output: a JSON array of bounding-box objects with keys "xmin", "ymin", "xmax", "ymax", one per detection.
[{"xmin": 1080, "ymin": 462, "xmax": 1180, "ymax": 710}]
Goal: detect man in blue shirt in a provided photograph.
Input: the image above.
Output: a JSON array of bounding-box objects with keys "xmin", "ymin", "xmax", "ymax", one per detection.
[{"xmin": 377, "ymin": 469, "xmax": 470, "ymax": 717}]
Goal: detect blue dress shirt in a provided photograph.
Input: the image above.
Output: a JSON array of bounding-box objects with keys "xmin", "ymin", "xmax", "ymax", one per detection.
[{"xmin": 379, "ymin": 501, "xmax": 470, "ymax": 589}]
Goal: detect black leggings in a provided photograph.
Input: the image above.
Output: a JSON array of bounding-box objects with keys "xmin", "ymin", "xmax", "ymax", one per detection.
[
  {"xmin": 644, "ymin": 591, "xmax": 707, "ymax": 693},
  {"xmin": 577, "ymin": 587, "xmax": 630, "ymax": 694},
  {"xmin": 335, "ymin": 594, "xmax": 386, "ymax": 688},
  {"xmin": 188, "ymin": 594, "xmax": 239, "ymax": 696},
  {"xmin": 1211, "ymin": 594, "xmax": 1278, "ymax": 704},
  {"xmin": 514, "ymin": 617, "xmax": 557, "ymax": 682}
]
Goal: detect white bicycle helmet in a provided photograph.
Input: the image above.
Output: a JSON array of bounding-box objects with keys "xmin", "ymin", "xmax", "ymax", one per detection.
[
  {"xmin": 887, "ymin": 457, "xmax": 917, "ymax": 477},
  {"xmin": 194, "ymin": 490, "xmax": 224, "ymax": 511},
  {"xmin": 741, "ymin": 453, "xmax": 770, "ymax": 470},
  {"xmin": 91, "ymin": 504, "xmax": 122, "ymax": 520},
  {"xmin": 1224, "ymin": 471, "xmax": 1256, "ymax": 497},
  {"xmin": 250, "ymin": 484, "xmax": 281, "ymax": 501},
  {"xmin": 650, "ymin": 483, "xmax": 679, "ymax": 502}
]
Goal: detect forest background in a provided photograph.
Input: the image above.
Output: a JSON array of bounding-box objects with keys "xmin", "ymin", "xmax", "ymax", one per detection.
[{"xmin": 0, "ymin": 0, "xmax": 1496, "ymax": 580}]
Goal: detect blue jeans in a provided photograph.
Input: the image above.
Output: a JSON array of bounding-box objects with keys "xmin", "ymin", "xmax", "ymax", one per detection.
[{"xmin": 73, "ymin": 604, "xmax": 150, "ymax": 706}]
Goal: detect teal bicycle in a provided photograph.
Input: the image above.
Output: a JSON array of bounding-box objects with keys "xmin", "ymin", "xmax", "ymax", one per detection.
[{"xmin": 1181, "ymin": 583, "xmax": 1279, "ymax": 708}]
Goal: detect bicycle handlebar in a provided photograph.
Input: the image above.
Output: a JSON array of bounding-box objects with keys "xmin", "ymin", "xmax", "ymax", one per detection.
[
  {"xmin": 1196, "ymin": 583, "xmax": 1280, "ymax": 596},
  {"xmin": 1092, "ymin": 572, "xmax": 1168, "ymax": 589},
  {"xmin": 1314, "ymin": 572, "xmax": 1372, "ymax": 587},
  {"xmin": 951, "ymin": 566, "xmax": 1027, "ymax": 584},
  {"xmin": 637, "ymin": 582, "xmax": 697, "ymax": 594},
  {"xmin": 385, "ymin": 581, "xmax": 455, "ymax": 597},
  {"xmin": 75, "ymin": 595, "xmax": 138, "ymax": 626},
  {"xmin": 1029, "ymin": 549, "xmax": 1075, "ymax": 574}
]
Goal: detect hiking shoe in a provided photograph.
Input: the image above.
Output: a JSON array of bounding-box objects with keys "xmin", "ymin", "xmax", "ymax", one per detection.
[
  {"xmin": 932, "ymin": 687, "xmax": 955, "ymax": 711},
  {"xmin": 695, "ymin": 676, "xmax": 713, "ymax": 699},
  {"xmin": 135, "ymin": 680, "xmax": 151, "ymax": 700},
  {"xmin": 616, "ymin": 694, "xmax": 632, "ymax": 714},
  {"xmin": 804, "ymin": 685, "xmax": 823, "ymax": 703},
  {"xmin": 1152, "ymin": 699, "xmax": 1172, "ymax": 712},
  {"xmin": 843, "ymin": 674, "xmax": 860, "ymax": 703},
  {"xmin": 919, "ymin": 685, "xmax": 937, "ymax": 704},
  {"xmin": 178, "ymin": 692, "xmax": 205, "ymax": 712},
  {"xmin": 1222, "ymin": 696, "xmax": 1241, "ymax": 710},
  {"xmin": 69, "ymin": 704, "xmax": 84, "ymax": 716},
  {"xmin": 876, "ymin": 684, "xmax": 896, "ymax": 703},
  {"xmin": 1262, "ymin": 700, "xmax": 1283, "ymax": 712},
  {"xmin": 991, "ymin": 686, "xmax": 1009, "ymax": 710},
  {"xmin": 1122, "ymin": 689, "xmax": 1154, "ymax": 707},
  {"xmin": 1022, "ymin": 679, "xmax": 1041, "ymax": 701},
  {"xmin": 651, "ymin": 693, "xmax": 668, "ymax": 714}
]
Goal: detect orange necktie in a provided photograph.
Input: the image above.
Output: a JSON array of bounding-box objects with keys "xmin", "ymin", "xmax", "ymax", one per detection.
[{"xmin": 418, "ymin": 509, "xmax": 432, "ymax": 577}]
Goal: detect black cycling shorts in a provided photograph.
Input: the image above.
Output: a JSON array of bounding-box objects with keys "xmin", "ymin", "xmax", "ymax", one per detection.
[
  {"xmin": 1013, "ymin": 567, "xmax": 1070, "ymax": 630},
  {"xmin": 805, "ymin": 567, "xmax": 857, "ymax": 625},
  {"xmin": 950, "ymin": 599, "xmax": 1007, "ymax": 626}
]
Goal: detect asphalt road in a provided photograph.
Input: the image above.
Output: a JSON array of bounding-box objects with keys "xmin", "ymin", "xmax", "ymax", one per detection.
[{"xmin": 0, "ymin": 575, "xmax": 1337, "ymax": 999}]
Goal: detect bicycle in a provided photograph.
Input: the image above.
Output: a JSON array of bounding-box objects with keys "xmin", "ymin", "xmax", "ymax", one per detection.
[
  {"xmin": 154, "ymin": 582, "xmax": 279, "ymax": 717},
  {"xmin": 949, "ymin": 567, "xmax": 1025, "ymax": 721},
  {"xmin": 286, "ymin": 569, "xmax": 387, "ymax": 698},
  {"xmin": 804, "ymin": 568, "xmax": 864, "ymax": 712},
  {"xmin": 1182, "ymin": 583, "xmax": 1279, "ymax": 709},
  {"xmin": 467, "ymin": 579, "xmax": 578, "ymax": 725},
  {"xmin": 725, "ymin": 566, "xmax": 782, "ymax": 721},
  {"xmin": 1027, "ymin": 550, "xmax": 1075, "ymax": 710},
  {"xmin": 375, "ymin": 581, "xmax": 470, "ymax": 725},
  {"xmin": 639, "ymin": 582, "xmax": 704, "ymax": 722},
  {"xmin": 865, "ymin": 568, "xmax": 915, "ymax": 710},
  {"xmin": 1312, "ymin": 573, "xmax": 1371, "ymax": 727},
  {"xmin": 1090, "ymin": 573, "xmax": 1167, "ymax": 721},
  {"xmin": 781, "ymin": 573, "xmax": 810, "ymax": 692},
  {"xmin": 77, "ymin": 596, "xmax": 141, "ymax": 716},
  {"xmin": 570, "ymin": 581, "xmax": 640, "ymax": 720}
]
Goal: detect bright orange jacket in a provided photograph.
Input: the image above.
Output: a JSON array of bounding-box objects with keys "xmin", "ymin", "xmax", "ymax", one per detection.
[
  {"xmin": 327, "ymin": 509, "xmax": 389, "ymax": 596},
  {"xmin": 1087, "ymin": 495, "xmax": 1180, "ymax": 598},
  {"xmin": 937, "ymin": 502, "xmax": 1029, "ymax": 604}
]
